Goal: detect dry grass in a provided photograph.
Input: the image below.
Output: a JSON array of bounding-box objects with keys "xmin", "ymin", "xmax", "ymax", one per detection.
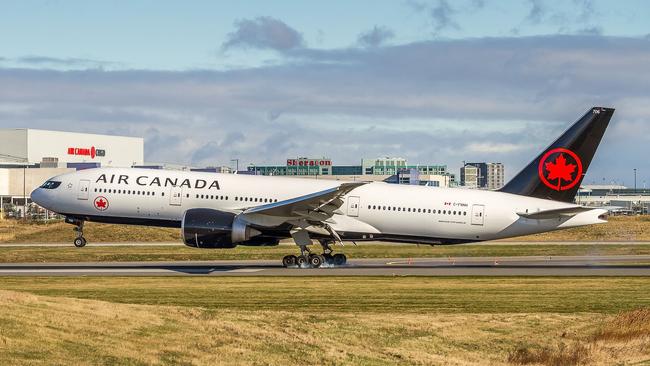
[
  {"xmin": 2, "ymin": 242, "xmax": 650, "ymax": 263},
  {"xmin": 0, "ymin": 219, "xmax": 180, "ymax": 243},
  {"xmin": 508, "ymin": 342, "xmax": 591, "ymax": 365},
  {"xmin": 1, "ymin": 216, "xmax": 649, "ymax": 244},
  {"xmin": 508, "ymin": 307, "xmax": 650, "ymax": 366},
  {"xmin": 500, "ymin": 216, "xmax": 650, "ymax": 242},
  {"xmin": 592, "ymin": 308, "xmax": 650, "ymax": 342},
  {"xmin": 0, "ymin": 289, "xmax": 649, "ymax": 365}
]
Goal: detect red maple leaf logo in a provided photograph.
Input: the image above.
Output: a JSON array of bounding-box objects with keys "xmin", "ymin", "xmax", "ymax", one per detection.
[
  {"xmin": 545, "ymin": 153, "xmax": 576, "ymax": 189},
  {"xmin": 94, "ymin": 196, "xmax": 108, "ymax": 210},
  {"xmin": 538, "ymin": 148, "xmax": 583, "ymax": 191}
]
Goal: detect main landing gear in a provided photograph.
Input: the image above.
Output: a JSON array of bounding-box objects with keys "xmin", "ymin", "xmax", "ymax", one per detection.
[
  {"xmin": 69, "ymin": 219, "xmax": 87, "ymax": 247},
  {"xmin": 282, "ymin": 240, "xmax": 347, "ymax": 268}
]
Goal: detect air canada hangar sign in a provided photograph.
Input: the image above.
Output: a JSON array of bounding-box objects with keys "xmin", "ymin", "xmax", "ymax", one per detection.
[{"xmin": 67, "ymin": 146, "xmax": 106, "ymax": 159}]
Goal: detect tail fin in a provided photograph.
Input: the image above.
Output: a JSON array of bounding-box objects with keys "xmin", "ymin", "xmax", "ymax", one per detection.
[{"xmin": 499, "ymin": 107, "xmax": 614, "ymax": 203}]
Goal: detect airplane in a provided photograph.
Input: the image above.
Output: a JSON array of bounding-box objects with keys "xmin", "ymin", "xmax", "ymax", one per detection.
[{"xmin": 31, "ymin": 107, "xmax": 614, "ymax": 268}]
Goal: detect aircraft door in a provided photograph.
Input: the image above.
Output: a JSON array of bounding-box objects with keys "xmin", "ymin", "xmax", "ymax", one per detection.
[
  {"xmin": 77, "ymin": 180, "xmax": 90, "ymax": 200},
  {"xmin": 347, "ymin": 196, "xmax": 360, "ymax": 217},
  {"xmin": 169, "ymin": 186, "xmax": 182, "ymax": 206},
  {"xmin": 471, "ymin": 204, "xmax": 485, "ymax": 225}
]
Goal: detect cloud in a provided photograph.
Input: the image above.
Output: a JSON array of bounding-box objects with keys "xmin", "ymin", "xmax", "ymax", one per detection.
[
  {"xmin": 357, "ymin": 26, "xmax": 395, "ymax": 47},
  {"xmin": 407, "ymin": 0, "xmax": 460, "ymax": 34},
  {"xmin": 1, "ymin": 35, "xmax": 649, "ymax": 182},
  {"xmin": 222, "ymin": 16, "xmax": 304, "ymax": 51},
  {"xmin": 15, "ymin": 55, "xmax": 117, "ymax": 68},
  {"xmin": 574, "ymin": 0, "xmax": 596, "ymax": 21},
  {"xmin": 576, "ymin": 26, "xmax": 602, "ymax": 35},
  {"xmin": 430, "ymin": 0, "xmax": 460, "ymax": 34},
  {"xmin": 526, "ymin": 0, "xmax": 545, "ymax": 25},
  {"xmin": 466, "ymin": 142, "xmax": 525, "ymax": 154}
]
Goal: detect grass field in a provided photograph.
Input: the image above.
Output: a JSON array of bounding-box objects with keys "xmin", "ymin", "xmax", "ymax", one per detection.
[
  {"xmin": 1, "ymin": 215, "xmax": 649, "ymax": 244},
  {"xmin": 1, "ymin": 243, "xmax": 650, "ymax": 263},
  {"xmin": 0, "ymin": 277, "xmax": 649, "ymax": 365}
]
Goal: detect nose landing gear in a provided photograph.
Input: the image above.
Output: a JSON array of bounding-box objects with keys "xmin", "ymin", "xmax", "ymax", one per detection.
[{"xmin": 66, "ymin": 217, "xmax": 87, "ymax": 248}]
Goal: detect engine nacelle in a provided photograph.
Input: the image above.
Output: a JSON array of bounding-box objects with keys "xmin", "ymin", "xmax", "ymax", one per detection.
[{"xmin": 181, "ymin": 208, "xmax": 261, "ymax": 248}]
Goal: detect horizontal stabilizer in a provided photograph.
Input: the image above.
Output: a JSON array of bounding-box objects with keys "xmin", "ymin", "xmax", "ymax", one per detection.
[{"xmin": 517, "ymin": 206, "xmax": 594, "ymax": 220}]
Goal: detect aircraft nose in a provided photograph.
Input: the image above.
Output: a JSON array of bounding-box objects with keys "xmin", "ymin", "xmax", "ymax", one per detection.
[
  {"xmin": 30, "ymin": 188, "xmax": 45, "ymax": 206},
  {"xmin": 30, "ymin": 187, "xmax": 56, "ymax": 211}
]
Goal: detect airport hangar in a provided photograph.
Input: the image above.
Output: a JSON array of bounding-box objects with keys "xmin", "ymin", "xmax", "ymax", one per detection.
[{"xmin": 0, "ymin": 128, "xmax": 143, "ymax": 217}]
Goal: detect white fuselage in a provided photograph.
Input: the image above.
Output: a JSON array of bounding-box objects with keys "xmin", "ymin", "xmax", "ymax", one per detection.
[{"xmin": 31, "ymin": 167, "xmax": 606, "ymax": 244}]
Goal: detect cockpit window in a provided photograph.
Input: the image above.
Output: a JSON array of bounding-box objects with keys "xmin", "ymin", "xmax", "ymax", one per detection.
[{"xmin": 40, "ymin": 181, "xmax": 62, "ymax": 189}]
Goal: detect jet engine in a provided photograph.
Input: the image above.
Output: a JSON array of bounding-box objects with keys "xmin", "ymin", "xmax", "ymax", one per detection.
[{"xmin": 181, "ymin": 208, "xmax": 263, "ymax": 248}]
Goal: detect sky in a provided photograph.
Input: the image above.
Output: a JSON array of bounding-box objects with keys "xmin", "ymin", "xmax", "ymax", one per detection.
[{"xmin": 0, "ymin": 0, "xmax": 649, "ymax": 186}]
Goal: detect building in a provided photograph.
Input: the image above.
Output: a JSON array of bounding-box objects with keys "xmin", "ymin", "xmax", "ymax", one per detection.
[
  {"xmin": 361, "ymin": 157, "xmax": 407, "ymax": 175},
  {"xmin": 0, "ymin": 129, "xmax": 144, "ymax": 168},
  {"xmin": 248, "ymin": 157, "xmax": 456, "ymax": 187},
  {"xmin": 486, "ymin": 162, "xmax": 505, "ymax": 190},
  {"xmin": 576, "ymin": 185, "xmax": 650, "ymax": 214},
  {"xmin": 460, "ymin": 162, "xmax": 504, "ymax": 189},
  {"xmin": 0, "ymin": 129, "xmax": 144, "ymax": 218},
  {"xmin": 460, "ymin": 163, "xmax": 483, "ymax": 188}
]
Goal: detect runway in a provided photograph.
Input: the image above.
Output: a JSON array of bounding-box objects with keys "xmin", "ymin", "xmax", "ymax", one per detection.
[{"xmin": 1, "ymin": 255, "xmax": 649, "ymax": 276}]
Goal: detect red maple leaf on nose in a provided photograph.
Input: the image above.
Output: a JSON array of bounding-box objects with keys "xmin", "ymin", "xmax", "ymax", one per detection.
[
  {"xmin": 545, "ymin": 153, "xmax": 576, "ymax": 188},
  {"xmin": 96, "ymin": 199, "xmax": 107, "ymax": 208}
]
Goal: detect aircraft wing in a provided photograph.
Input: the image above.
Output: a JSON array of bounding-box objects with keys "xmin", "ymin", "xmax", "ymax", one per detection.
[
  {"xmin": 516, "ymin": 206, "xmax": 594, "ymax": 220},
  {"xmin": 243, "ymin": 182, "xmax": 366, "ymax": 219}
]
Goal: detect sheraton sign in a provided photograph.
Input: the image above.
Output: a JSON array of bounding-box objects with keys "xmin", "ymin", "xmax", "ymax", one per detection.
[
  {"xmin": 286, "ymin": 158, "xmax": 331, "ymax": 167},
  {"xmin": 67, "ymin": 146, "xmax": 106, "ymax": 159}
]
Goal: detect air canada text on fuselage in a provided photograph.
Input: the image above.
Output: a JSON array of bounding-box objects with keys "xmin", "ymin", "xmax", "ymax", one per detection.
[{"xmin": 95, "ymin": 174, "xmax": 220, "ymax": 190}]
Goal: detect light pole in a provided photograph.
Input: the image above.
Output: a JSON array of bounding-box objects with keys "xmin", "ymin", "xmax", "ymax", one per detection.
[
  {"xmin": 230, "ymin": 159, "xmax": 239, "ymax": 173},
  {"xmin": 23, "ymin": 165, "xmax": 26, "ymax": 221},
  {"xmin": 634, "ymin": 168, "xmax": 637, "ymax": 194}
]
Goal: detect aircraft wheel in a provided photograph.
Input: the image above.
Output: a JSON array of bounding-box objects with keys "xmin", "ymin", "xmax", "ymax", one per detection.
[
  {"xmin": 323, "ymin": 253, "xmax": 333, "ymax": 264},
  {"xmin": 282, "ymin": 255, "xmax": 297, "ymax": 268},
  {"xmin": 296, "ymin": 255, "xmax": 308, "ymax": 268},
  {"xmin": 74, "ymin": 237, "xmax": 87, "ymax": 248},
  {"xmin": 333, "ymin": 253, "xmax": 346, "ymax": 266},
  {"xmin": 309, "ymin": 254, "xmax": 324, "ymax": 268}
]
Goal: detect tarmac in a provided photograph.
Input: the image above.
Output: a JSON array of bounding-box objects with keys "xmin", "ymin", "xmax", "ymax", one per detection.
[{"xmin": 0, "ymin": 255, "xmax": 649, "ymax": 276}]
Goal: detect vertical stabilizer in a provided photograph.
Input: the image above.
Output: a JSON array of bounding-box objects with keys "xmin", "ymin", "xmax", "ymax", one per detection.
[{"xmin": 499, "ymin": 107, "xmax": 614, "ymax": 203}]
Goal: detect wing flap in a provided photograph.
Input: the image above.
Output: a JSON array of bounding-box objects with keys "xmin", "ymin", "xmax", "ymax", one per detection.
[{"xmin": 243, "ymin": 182, "xmax": 366, "ymax": 218}]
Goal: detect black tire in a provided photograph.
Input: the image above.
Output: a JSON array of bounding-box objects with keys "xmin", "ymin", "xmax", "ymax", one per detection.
[
  {"xmin": 309, "ymin": 254, "xmax": 324, "ymax": 268},
  {"xmin": 323, "ymin": 253, "xmax": 333, "ymax": 264},
  {"xmin": 282, "ymin": 255, "xmax": 297, "ymax": 267},
  {"xmin": 296, "ymin": 255, "xmax": 308, "ymax": 267},
  {"xmin": 74, "ymin": 237, "xmax": 86, "ymax": 248},
  {"xmin": 333, "ymin": 253, "xmax": 346, "ymax": 266}
]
